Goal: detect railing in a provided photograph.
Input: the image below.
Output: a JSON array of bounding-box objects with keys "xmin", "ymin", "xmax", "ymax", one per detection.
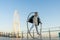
[
  {"xmin": 0, "ymin": 27, "xmax": 60, "ymax": 40},
  {"xmin": 20, "ymin": 26, "xmax": 60, "ymax": 40}
]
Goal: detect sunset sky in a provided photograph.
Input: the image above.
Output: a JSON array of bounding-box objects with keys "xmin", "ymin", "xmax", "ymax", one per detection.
[{"xmin": 0, "ymin": 0, "xmax": 60, "ymax": 32}]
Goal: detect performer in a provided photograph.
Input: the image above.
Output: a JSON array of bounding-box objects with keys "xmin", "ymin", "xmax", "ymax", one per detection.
[{"xmin": 28, "ymin": 12, "xmax": 42, "ymax": 35}]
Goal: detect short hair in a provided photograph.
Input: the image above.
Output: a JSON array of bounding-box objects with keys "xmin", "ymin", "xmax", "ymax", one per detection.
[{"xmin": 35, "ymin": 12, "xmax": 38, "ymax": 15}]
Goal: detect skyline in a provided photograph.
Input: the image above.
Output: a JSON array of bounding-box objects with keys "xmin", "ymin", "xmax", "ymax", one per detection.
[{"xmin": 0, "ymin": 0, "xmax": 60, "ymax": 32}]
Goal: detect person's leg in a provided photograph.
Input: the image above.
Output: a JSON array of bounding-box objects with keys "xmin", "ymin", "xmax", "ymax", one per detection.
[
  {"xmin": 35, "ymin": 25, "xmax": 39, "ymax": 34},
  {"xmin": 30, "ymin": 24, "xmax": 34, "ymax": 31}
]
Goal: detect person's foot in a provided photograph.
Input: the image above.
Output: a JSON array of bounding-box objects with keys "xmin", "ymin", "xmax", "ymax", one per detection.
[{"xmin": 37, "ymin": 33, "xmax": 41, "ymax": 35}]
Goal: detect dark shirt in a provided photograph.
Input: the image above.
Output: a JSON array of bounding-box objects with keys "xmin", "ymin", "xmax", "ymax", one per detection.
[{"xmin": 28, "ymin": 15, "xmax": 42, "ymax": 25}]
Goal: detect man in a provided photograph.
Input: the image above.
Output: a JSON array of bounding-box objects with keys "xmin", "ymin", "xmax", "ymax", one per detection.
[{"xmin": 28, "ymin": 12, "xmax": 42, "ymax": 35}]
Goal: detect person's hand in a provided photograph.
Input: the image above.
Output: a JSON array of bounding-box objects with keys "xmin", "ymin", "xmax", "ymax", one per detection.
[{"xmin": 40, "ymin": 22, "xmax": 42, "ymax": 24}]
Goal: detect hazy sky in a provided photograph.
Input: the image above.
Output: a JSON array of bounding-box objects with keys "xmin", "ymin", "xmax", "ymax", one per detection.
[{"xmin": 0, "ymin": 0, "xmax": 60, "ymax": 32}]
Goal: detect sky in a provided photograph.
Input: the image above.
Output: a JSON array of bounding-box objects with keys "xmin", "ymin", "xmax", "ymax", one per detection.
[{"xmin": 0, "ymin": 0, "xmax": 60, "ymax": 32}]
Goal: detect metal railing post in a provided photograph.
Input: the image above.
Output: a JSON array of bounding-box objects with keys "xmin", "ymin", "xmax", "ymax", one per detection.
[
  {"xmin": 22, "ymin": 32, "xmax": 23, "ymax": 40},
  {"xmin": 49, "ymin": 29, "xmax": 51, "ymax": 40},
  {"xmin": 33, "ymin": 30, "xmax": 34, "ymax": 39},
  {"xmin": 27, "ymin": 32, "xmax": 28, "ymax": 40},
  {"xmin": 40, "ymin": 24, "xmax": 42, "ymax": 40}
]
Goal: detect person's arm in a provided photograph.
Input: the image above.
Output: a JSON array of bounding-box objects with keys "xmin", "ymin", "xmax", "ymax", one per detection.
[
  {"xmin": 28, "ymin": 16, "xmax": 34, "ymax": 23},
  {"xmin": 38, "ymin": 17, "xmax": 42, "ymax": 24}
]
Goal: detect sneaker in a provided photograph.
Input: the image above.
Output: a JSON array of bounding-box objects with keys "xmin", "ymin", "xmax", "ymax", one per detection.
[{"xmin": 37, "ymin": 33, "xmax": 41, "ymax": 35}]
